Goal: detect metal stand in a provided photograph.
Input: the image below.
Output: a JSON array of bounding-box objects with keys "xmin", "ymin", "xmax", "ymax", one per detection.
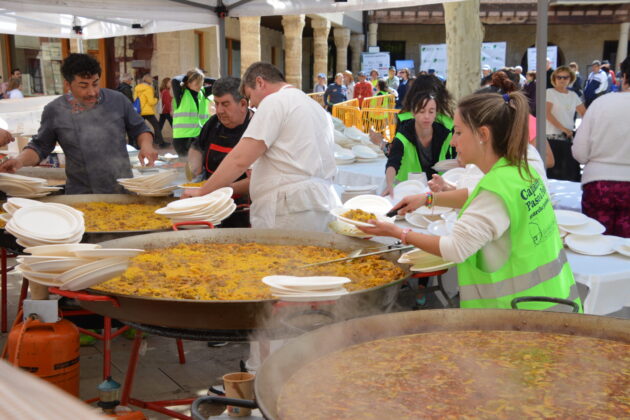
[
  {"xmin": 1, "ymin": 247, "xmax": 18, "ymax": 332},
  {"xmin": 410, "ymin": 269, "xmax": 454, "ymax": 308}
]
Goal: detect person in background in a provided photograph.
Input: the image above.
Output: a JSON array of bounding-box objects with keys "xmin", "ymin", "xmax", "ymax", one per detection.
[
  {"xmin": 353, "ymin": 71, "xmax": 373, "ymax": 106},
  {"xmin": 481, "ymin": 64, "xmax": 492, "ymax": 79},
  {"xmin": 323, "ymin": 73, "xmax": 347, "ymax": 112},
  {"xmin": 600, "ymin": 60, "xmax": 617, "ymax": 92},
  {"xmin": 343, "ymin": 70, "xmax": 355, "ymax": 101},
  {"xmin": 584, "ymin": 60, "xmax": 608, "ymax": 108},
  {"xmin": 158, "ymin": 77, "xmax": 173, "ymax": 136},
  {"xmin": 360, "ymin": 91, "xmax": 581, "ymax": 312},
  {"xmin": 568, "ymin": 62, "xmax": 583, "ymax": 98},
  {"xmin": 134, "ymin": 74, "xmax": 165, "ymax": 148},
  {"xmin": 172, "ymin": 69, "xmax": 215, "ymax": 157},
  {"xmin": 572, "ymin": 56, "xmax": 630, "ymax": 238},
  {"xmin": 188, "ymin": 77, "xmax": 253, "ymax": 227},
  {"xmin": 0, "ymin": 129, "xmax": 15, "ymax": 146},
  {"xmin": 545, "ymin": 58, "xmax": 554, "ymax": 89},
  {"xmin": 0, "ymin": 53, "xmax": 156, "ymax": 193},
  {"xmin": 545, "ymin": 66, "xmax": 585, "ymax": 182},
  {"xmin": 313, "ymin": 73, "xmax": 327, "ymax": 93},
  {"xmin": 11, "ymin": 68, "xmax": 21, "ymax": 78},
  {"xmin": 386, "ymin": 66, "xmax": 400, "ymax": 90},
  {"xmin": 396, "ymin": 68, "xmax": 411, "ymax": 108},
  {"xmin": 116, "ymin": 73, "xmax": 134, "ymax": 102},
  {"xmin": 369, "ymin": 69, "xmax": 380, "ymax": 90},
  {"xmin": 514, "ymin": 65, "xmax": 527, "ymax": 89},
  {"xmin": 428, "ymin": 68, "xmax": 445, "ymax": 83},
  {"xmin": 6, "ymin": 77, "xmax": 23, "ymax": 99},
  {"xmin": 523, "ymin": 70, "xmax": 537, "ymax": 116}
]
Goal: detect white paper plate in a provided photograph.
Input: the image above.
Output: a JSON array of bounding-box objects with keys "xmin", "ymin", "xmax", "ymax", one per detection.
[
  {"xmin": 561, "ymin": 218, "xmax": 606, "ymax": 235},
  {"xmin": 442, "ymin": 167, "xmax": 467, "ymax": 185},
  {"xmin": 3, "ymin": 203, "xmax": 18, "ymax": 215},
  {"xmin": 7, "ymin": 197, "xmax": 41, "ymax": 209},
  {"xmin": 614, "ymin": 241, "xmax": 630, "ymax": 257},
  {"xmin": 272, "ymin": 289, "xmax": 349, "ymax": 301},
  {"xmin": 327, "ymin": 220, "xmax": 372, "ymax": 239},
  {"xmin": 404, "ymin": 212, "xmax": 430, "ymax": 229},
  {"xmin": 11, "ymin": 205, "xmax": 82, "ymax": 240},
  {"xmin": 393, "ymin": 180, "xmax": 427, "ymax": 202},
  {"xmin": 432, "ymin": 159, "xmax": 460, "ymax": 172},
  {"xmin": 0, "ymin": 213, "xmax": 11, "ymax": 222},
  {"xmin": 330, "ymin": 207, "xmax": 394, "ymax": 228},
  {"xmin": 555, "ymin": 210, "xmax": 589, "ymax": 227},
  {"xmin": 415, "ymin": 205, "xmax": 452, "ymax": 216},
  {"xmin": 17, "ymin": 255, "xmax": 76, "ymax": 264},
  {"xmin": 263, "ymin": 275, "xmax": 351, "ymax": 290},
  {"xmin": 25, "ymin": 258, "xmax": 95, "ymax": 273},
  {"xmin": 72, "ymin": 248, "xmax": 144, "ymax": 258},
  {"xmin": 344, "ymin": 126, "xmax": 369, "ymax": 142},
  {"xmin": 334, "ymin": 150, "xmax": 355, "ymax": 160},
  {"xmin": 24, "ymin": 243, "xmax": 102, "ymax": 257},
  {"xmin": 565, "ymin": 234, "xmax": 621, "ymax": 256},
  {"xmin": 427, "ymin": 220, "xmax": 454, "ymax": 236},
  {"xmin": 0, "ymin": 173, "xmax": 47, "ymax": 183},
  {"xmin": 58, "ymin": 257, "xmax": 129, "ymax": 283},
  {"xmin": 410, "ymin": 261, "xmax": 455, "ymax": 272},
  {"xmin": 60, "ymin": 260, "xmax": 130, "ymax": 291},
  {"xmin": 343, "ymin": 194, "xmax": 393, "ymax": 214},
  {"xmin": 351, "ymin": 145, "xmax": 378, "ymax": 159},
  {"xmin": 355, "ymin": 157, "xmax": 380, "ymax": 163},
  {"xmin": 17, "ymin": 264, "xmax": 61, "ymax": 279}
]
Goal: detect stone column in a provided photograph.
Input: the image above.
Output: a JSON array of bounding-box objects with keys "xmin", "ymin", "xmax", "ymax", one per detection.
[
  {"xmin": 239, "ymin": 16, "xmax": 261, "ymax": 76},
  {"xmin": 282, "ymin": 14, "xmax": 305, "ymax": 88},
  {"xmin": 350, "ymin": 34, "xmax": 364, "ymax": 73},
  {"xmin": 334, "ymin": 27, "xmax": 351, "ymax": 74},
  {"xmin": 311, "ymin": 16, "xmax": 331, "ymax": 85},
  {"xmin": 443, "ymin": 0, "xmax": 483, "ymax": 101},
  {"xmin": 368, "ymin": 23, "xmax": 378, "ymax": 47},
  {"xmin": 616, "ymin": 22, "xmax": 630, "ymax": 71}
]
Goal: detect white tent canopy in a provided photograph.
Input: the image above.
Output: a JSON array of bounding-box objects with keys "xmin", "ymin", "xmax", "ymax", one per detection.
[{"xmin": 0, "ymin": 0, "xmax": 461, "ymax": 39}]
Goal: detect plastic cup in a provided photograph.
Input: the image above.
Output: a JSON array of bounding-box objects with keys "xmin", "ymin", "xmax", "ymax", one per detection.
[{"xmin": 222, "ymin": 372, "xmax": 255, "ymax": 417}]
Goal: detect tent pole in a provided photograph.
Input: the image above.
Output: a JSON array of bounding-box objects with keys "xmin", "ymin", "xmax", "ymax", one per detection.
[
  {"xmin": 219, "ymin": 17, "xmax": 227, "ymax": 77},
  {"xmin": 77, "ymin": 38, "xmax": 84, "ymax": 53},
  {"xmin": 535, "ymin": 0, "xmax": 549, "ymax": 164}
]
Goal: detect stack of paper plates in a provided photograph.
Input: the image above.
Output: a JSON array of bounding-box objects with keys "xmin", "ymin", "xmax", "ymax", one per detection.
[
  {"xmin": 564, "ymin": 234, "xmax": 623, "ymax": 256},
  {"xmin": 16, "ymin": 243, "xmax": 142, "ymax": 290},
  {"xmin": 331, "ymin": 116, "xmax": 346, "ymax": 131},
  {"xmin": 4, "ymin": 203, "xmax": 85, "ymax": 247},
  {"xmin": 117, "ymin": 169, "xmax": 178, "ymax": 196},
  {"xmin": 432, "ymin": 159, "xmax": 460, "ymax": 172},
  {"xmin": 335, "ymin": 149, "xmax": 356, "ymax": 165},
  {"xmin": 0, "ymin": 173, "xmax": 62, "ymax": 198},
  {"xmin": 351, "ymin": 145, "xmax": 380, "ymax": 162},
  {"xmin": 344, "ymin": 126, "xmax": 370, "ymax": 144},
  {"xmin": 262, "ymin": 275, "xmax": 350, "ymax": 301},
  {"xmin": 393, "ymin": 180, "xmax": 427, "ymax": 203},
  {"xmin": 155, "ymin": 187, "xmax": 236, "ymax": 228},
  {"xmin": 398, "ymin": 248, "xmax": 454, "ymax": 272}
]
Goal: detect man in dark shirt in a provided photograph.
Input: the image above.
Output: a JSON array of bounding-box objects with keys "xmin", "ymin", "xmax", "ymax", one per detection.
[
  {"xmin": 0, "ymin": 54, "xmax": 156, "ymax": 194},
  {"xmin": 189, "ymin": 77, "xmax": 252, "ymax": 227},
  {"xmin": 116, "ymin": 73, "xmax": 134, "ymax": 102}
]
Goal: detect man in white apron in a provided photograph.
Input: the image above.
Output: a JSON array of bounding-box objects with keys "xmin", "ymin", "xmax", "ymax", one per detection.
[{"xmin": 183, "ymin": 61, "xmax": 340, "ymax": 231}]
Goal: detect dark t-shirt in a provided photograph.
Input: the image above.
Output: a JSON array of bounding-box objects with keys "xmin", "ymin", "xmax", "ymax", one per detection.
[{"xmin": 386, "ymin": 119, "xmax": 454, "ymax": 179}]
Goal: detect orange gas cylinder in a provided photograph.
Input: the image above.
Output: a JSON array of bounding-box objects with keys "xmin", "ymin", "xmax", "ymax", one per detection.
[{"xmin": 6, "ymin": 317, "xmax": 80, "ymax": 396}]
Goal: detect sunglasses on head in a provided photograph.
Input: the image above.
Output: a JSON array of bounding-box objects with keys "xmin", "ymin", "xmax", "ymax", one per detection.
[{"xmin": 555, "ymin": 75, "xmax": 570, "ymax": 80}]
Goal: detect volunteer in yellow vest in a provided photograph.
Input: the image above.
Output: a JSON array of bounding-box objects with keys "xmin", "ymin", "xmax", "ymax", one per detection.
[
  {"xmin": 360, "ymin": 91, "xmax": 581, "ymax": 312},
  {"xmin": 172, "ymin": 69, "xmax": 214, "ymax": 157},
  {"xmin": 382, "ymin": 91, "xmax": 455, "ymax": 197}
]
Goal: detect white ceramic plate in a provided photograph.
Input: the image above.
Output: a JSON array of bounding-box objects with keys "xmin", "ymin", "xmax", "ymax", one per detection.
[
  {"xmin": 561, "ymin": 218, "xmax": 606, "ymax": 235},
  {"xmin": 272, "ymin": 289, "xmax": 349, "ymax": 302},
  {"xmin": 404, "ymin": 212, "xmax": 430, "ymax": 229},
  {"xmin": 72, "ymin": 248, "xmax": 144, "ymax": 258},
  {"xmin": 24, "ymin": 243, "xmax": 102, "ymax": 257},
  {"xmin": 555, "ymin": 210, "xmax": 589, "ymax": 227},
  {"xmin": 60, "ymin": 260, "xmax": 130, "ymax": 291},
  {"xmin": 427, "ymin": 220, "xmax": 454, "ymax": 236},
  {"xmin": 11, "ymin": 205, "xmax": 82, "ymax": 240},
  {"xmin": 432, "ymin": 159, "xmax": 460, "ymax": 172},
  {"xmin": 351, "ymin": 145, "xmax": 378, "ymax": 159},
  {"xmin": 263, "ymin": 275, "xmax": 351, "ymax": 290},
  {"xmin": 565, "ymin": 234, "xmax": 621, "ymax": 256},
  {"xmin": 343, "ymin": 195, "xmax": 393, "ymax": 214}
]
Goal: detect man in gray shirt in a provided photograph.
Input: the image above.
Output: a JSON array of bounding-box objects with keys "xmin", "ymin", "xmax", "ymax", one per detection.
[{"xmin": 0, "ymin": 54, "xmax": 157, "ymax": 194}]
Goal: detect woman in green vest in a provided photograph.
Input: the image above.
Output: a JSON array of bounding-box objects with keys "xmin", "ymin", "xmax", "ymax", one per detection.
[
  {"xmin": 172, "ymin": 69, "xmax": 212, "ymax": 157},
  {"xmin": 360, "ymin": 91, "xmax": 581, "ymax": 313},
  {"xmin": 382, "ymin": 91, "xmax": 455, "ymax": 197}
]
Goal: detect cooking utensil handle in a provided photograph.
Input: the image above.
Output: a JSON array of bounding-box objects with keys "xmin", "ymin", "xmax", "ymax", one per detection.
[
  {"xmin": 191, "ymin": 396, "xmax": 258, "ymax": 420},
  {"xmin": 48, "ymin": 287, "xmax": 121, "ymax": 307},
  {"xmin": 172, "ymin": 221, "xmax": 215, "ymax": 231},
  {"xmin": 510, "ymin": 296, "xmax": 580, "ymax": 313}
]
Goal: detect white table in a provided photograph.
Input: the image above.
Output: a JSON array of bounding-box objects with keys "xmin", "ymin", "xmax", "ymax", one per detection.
[{"xmin": 548, "ymin": 179, "xmax": 582, "ymax": 213}]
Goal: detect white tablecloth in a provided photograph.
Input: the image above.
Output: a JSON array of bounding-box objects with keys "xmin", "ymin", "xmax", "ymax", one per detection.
[{"xmin": 548, "ymin": 179, "xmax": 582, "ymax": 212}]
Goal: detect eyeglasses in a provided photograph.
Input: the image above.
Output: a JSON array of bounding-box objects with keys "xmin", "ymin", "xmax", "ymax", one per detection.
[{"xmin": 555, "ymin": 75, "xmax": 570, "ymax": 80}]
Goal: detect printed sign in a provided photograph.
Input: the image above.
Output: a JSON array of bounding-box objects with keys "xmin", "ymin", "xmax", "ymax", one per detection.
[
  {"xmin": 361, "ymin": 52, "xmax": 391, "ymax": 78},
  {"xmin": 527, "ymin": 46, "xmax": 558, "ymax": 71},
  {"xmin": 419, "ymin": 42, "xmax": 507, "ymax": 79}
]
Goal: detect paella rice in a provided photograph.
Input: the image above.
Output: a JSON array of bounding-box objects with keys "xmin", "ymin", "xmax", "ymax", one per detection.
[
  {"xmin": 94, "ymin": 243, "xmax": 405, "ymax": 300},
  {"xmin": 72, "ymin": 202, "xmax": 171, "ymax": 232},
  {"xmin": 341, "ymin": 209, "xmax": 377, "ymax": 223}
]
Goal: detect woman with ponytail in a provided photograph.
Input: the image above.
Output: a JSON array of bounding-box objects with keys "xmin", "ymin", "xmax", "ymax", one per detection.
[{"xmin": 359, "ymin": 91, "xmax": 581, "ymax": 312}]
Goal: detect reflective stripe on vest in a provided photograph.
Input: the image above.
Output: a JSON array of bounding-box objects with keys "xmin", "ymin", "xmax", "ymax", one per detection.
[
  {"xmin": 173, "ymin": 88, "xmax": 210, "ymax": 139},
  {"xmin": 394, "ymin": 131, "xmax": 454, "ymax": 182},
  {"xmin": 457, "ymin": 158, "xmax": 581, "ymax": 312}
]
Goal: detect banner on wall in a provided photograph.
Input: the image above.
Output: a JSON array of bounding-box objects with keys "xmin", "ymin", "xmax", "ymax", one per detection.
[
  {"xmin": 361, "ymin": 52, "xmax": 391, "ymax": 78},
  {"xmin": 527, "ymin": 46, "xmax": 558, "ymax": 71},
  {"xmin": 419, "ymin": 42, "xmax": 507, "ymax": 79}
]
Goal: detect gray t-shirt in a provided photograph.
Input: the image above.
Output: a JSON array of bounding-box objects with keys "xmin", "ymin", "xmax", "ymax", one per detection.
[{"xmin": 26, "ymin": 88, "xmax": 150, "ymax": 194}]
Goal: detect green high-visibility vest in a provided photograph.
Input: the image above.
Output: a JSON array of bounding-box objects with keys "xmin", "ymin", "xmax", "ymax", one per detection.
[
  {"xmin": 457, "ymin": 158, "xmax": 582, "ymax": 312},
  {"xmin": 394, "ymin": 129, "xmax": 453, "ymax": 182},
  {"xmin": 173, "ymin": 88, "xmax": 210, "ymax": 139},
  {"xmin": 398, "ymin": 112, "xmax": 453, "ymax": 130}
]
